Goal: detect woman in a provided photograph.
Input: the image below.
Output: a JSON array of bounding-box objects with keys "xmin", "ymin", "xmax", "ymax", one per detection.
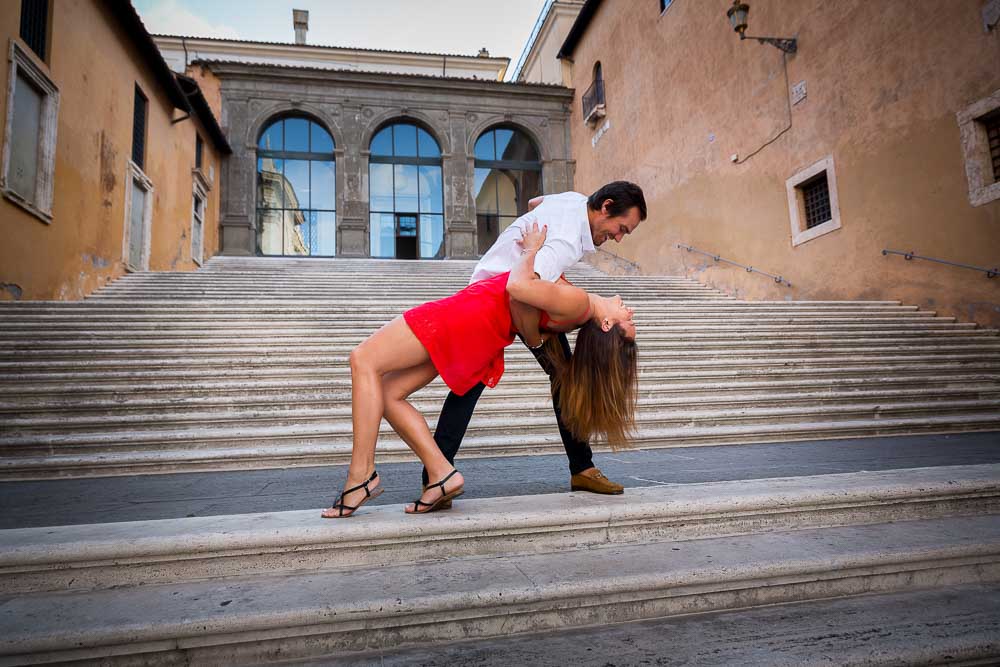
[{"xmin": 322, "ymin": 222, "xmax": 637, "ymax": 518}]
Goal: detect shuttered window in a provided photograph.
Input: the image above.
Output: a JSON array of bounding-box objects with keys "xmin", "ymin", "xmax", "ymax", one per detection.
[
  {"xmin": 19, "ymin": 0, "xmax": 48, "ymax": 61},
  {"xmin": 132, "ymin": 85, "xmax": 147, "ymax": 169}
]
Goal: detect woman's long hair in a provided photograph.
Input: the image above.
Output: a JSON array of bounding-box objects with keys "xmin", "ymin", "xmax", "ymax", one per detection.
[{"xmin": 544, "ymin": 320, "xmax": 638, "ymax": 450}]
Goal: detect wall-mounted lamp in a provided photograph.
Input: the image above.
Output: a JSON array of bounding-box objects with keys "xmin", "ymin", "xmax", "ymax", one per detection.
[{"xmin": 726, "ymin": 1, "xmax": 797, "ymax": 54}]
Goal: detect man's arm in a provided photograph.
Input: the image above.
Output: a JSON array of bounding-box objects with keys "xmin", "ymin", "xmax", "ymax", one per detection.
[{"xmin": 528, "ymin": 195, "xmax": 544, "ymax": 211}]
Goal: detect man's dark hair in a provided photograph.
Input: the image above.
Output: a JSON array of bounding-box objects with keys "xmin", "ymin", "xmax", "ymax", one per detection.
[{"xmin": 587, "ymin": 181, "xmax": 647, "ymax": 221}]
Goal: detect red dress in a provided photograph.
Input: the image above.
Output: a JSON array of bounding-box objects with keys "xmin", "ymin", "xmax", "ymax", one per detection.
[{"xmin": 404, "ymin": 273, "xmax": 517, "ymax": 396}]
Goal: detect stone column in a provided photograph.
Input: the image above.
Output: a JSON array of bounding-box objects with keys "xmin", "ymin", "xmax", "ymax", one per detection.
[
  {"xmin": 219, "ymin": 97, "xmax": 255, "ymax": 255},
  {"xmin": 337, "ymin": 104, "xmax": 368, "ymax": 257},
  {"xmin": 443, "ymin": 110, "xmax": 476, "ymax": 259}
]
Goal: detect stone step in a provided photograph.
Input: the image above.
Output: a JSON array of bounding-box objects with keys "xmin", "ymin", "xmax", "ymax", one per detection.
[
  {"xmin": 1, "ymin": 465, "xmax": 995, "ymax": 595},
  {"xmin": 350, "ymin": 584, "xmax": 1000, "ymax": 667},
  {"xmin": 0, "ymin": 513, "xmax": 997, "ymax": 665},
  {"xmin": 5, "ymin": 392, "xmax": 1000, "ymax": 435},
  {"xmin": 4, "ymin": 350, "xmax": 998, "ymax": 376},
  {"xmin": 4, "ymin": 385, "xmax": 999, "ymax": 419},
  {"xmin": 2, "ymin": 374, "xmax": 995, "ymax": 409},
  {"xmin": 4, "ymin": 413, "xmax": 1000, "ymax": 479},
  {"xmin": 4, "ymin": 344, "xmax": 998, "ymax": 367},
  {"xmin": 3, "ymin": 358, "xmax": 998, "ymax": 388},
  {"xmin": 5, "ymin": 398, "xmax": 998, "ymax": 448},
  {"xmin": 3, "ymin": 367, "xmax": 998, "ymax": 401},
  {"xmin": 4, "ymin": 338, "xmax": 996, "ymax": 358}
]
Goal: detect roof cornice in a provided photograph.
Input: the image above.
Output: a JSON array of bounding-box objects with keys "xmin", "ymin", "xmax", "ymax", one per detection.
[{"xmin": 199, "ymin": 60, "xmax": 574, "ymax": 100}]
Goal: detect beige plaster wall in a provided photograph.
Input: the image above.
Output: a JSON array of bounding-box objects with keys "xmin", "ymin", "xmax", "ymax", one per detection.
[
  {"xmin": 567, "ymin": 0, "xmax": 1000, "ymax": 327},
  {"xmin": 0, "ymin": 0, "xmax": 222, "ymax": 301}
]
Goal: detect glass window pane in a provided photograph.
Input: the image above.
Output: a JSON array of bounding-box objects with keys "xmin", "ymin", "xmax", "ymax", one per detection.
[
  {"xmin": 497, "ymin": 170, "xmax": 518, "ymax": 218},
  {"xmin": 313, "ymin": 211, "xmax": 337, "ymax": 256},
  {"xmin": 397, "ymin": 214, "xmax": 418, "ymax": 237},
  {"xmin": 370, "ymin": 127, "xmax": 393, "ymax": 156},
  {"xmin": 285, "ymin": 118, "xmax": 309, "ymax": 152},
  {"xmin": 393, "ymin": 123, "xmax": 418, "ymax": 157},
  {"xmin": 310, "ymin": 123, "xmax": 334, "ymax": 153},
  {"xmin": 393, "ymin": 164, "xmax": 419, "ymax": 212},
  {"xmin": 284, "ymin": 159, "xmax": 310, "ymax": 209},
  {"xmin": 474, "ymin": 131, "xmax": 495, "ymax": 161},
  {"xmin": 257, "ymin": 209, "xmax": 283, "ymax": 255},
  {"xmin": 420, "ymin": 214, "xmax": 444, "ymax": 259},
  {"xmin": 258, "ymin": 120, "xmax": 283, "ymax": 151},
  {"xmin": 417, "ymin": 128, "xmax": 440, "ymax": 158},
  {"xmin": 369, "ymin": 163, "xmax": 394, "ymax": 212},
  {"xmin": 311, "ymin": 160, "xmax": 336, "ymax": 210},
  {"xmin": 474, "ymin": 167, "xmax": 498, "ymax": 214},
  {"xmin": 494, "ymin": 129, "xmax": 514, "ymax": 160},
  {"xmin": 508, "ymin": 131, "xmax": 540, "ymax": 162},
  {"xmin": 418, "ymin": 165, "xmax": 443, "ymax": 213},
  {"xmin": 10, "ymin": 73, "xmax": 42, "ymax": 202},
  {"xmin": 518, "ymin": 168, "xmax": 543, "ymax": 215},
  {"xmin": 370, "ymin": 212, "xmax": 395, "ymax": 257},
  {"xmin": 288, "ymin": 209, "xmax": 309, "ymax": 256},
  {"xmin": 257, "ymin": 157, "xmax": 284, "ymax": 209}
]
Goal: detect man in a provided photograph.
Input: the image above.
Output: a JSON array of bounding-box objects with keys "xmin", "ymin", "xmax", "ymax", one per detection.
[{"xmin": 423, "ymin": 180, "xmax": 647, "ymax": 495}]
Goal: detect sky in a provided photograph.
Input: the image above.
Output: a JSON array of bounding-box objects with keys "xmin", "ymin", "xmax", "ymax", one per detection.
[{"xmin": 132, "ymin": 0, "xmax": 551, "ymax": 78}]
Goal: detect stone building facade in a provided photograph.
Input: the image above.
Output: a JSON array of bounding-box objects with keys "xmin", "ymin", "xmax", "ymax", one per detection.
[
  {"xmin": 558, "ymin": 0, "xmax": 1000, "ymax": 327},
  {"xmin": 206, "ymin": 61, "xmax": 574, "ymax": 259}
]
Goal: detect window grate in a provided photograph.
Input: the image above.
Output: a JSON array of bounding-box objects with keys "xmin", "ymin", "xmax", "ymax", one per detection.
[
  {"xmin": 801, "ymin": 173, "xmax": 831, "ymax": 229},
  {"xmin": 19, "ymin": 0, "xmax": 48, "ymax": 61},
  {"xmin": 985, "ymin": 112, "xmax": 1000, "ymax": 183},
  {"xmin": 132, "ymin": 86, "xmax": 147, "ymax": 169}
]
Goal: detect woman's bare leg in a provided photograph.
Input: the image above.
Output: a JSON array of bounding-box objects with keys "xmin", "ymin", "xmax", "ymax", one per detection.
[
  {"xmin": 322, "ymin": 317, "xmax": 459, "ymax": 517},
  {"xmin": 382, "ymin": 362, "xmax": 465, "ymax": 510}
]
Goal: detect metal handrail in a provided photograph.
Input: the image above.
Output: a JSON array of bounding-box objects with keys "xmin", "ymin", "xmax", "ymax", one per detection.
[
  {"xmin": 676, "ymin": 244, "xmax": 792, "ymax": 287},
  {"xmin": 882, "ymin": 250, "xmax": 998, "ymax": 278}
]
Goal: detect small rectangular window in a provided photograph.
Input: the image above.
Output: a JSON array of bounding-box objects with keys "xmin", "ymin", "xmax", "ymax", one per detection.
[
  {"xmin": 2, "ymin": 40, "xmax": 59, "ymax": 223},
  {"xmin": 195, "ymin": 134, "xmax": 204, "ymax": 170},
  {"xmin": 984, "ymin": 111, "xmax": 1000, "ymax": 183},
  {"xmin": 800, "ymin": 174, "xmax": 832, "ymax": 229},
  {"xmin": 132, "ymin": 85, "xmax": 147, "ymax": 170},
  {"xmin": 19, "ymin": 0, "xmax": 48, "ymax": 61}
]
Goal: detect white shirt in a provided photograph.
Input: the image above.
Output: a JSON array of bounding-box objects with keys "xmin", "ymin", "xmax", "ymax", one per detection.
[{"xmin": 470, "ymin": 191, "xmax": 595, "ymax": 284}]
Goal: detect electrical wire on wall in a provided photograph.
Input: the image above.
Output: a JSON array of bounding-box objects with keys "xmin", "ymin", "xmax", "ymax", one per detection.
[{"xmin": 735, "ymin": 51, "xmax": 792, "ymax": 164}]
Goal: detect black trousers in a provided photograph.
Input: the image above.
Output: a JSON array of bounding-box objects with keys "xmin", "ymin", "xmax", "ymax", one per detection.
[{"xmin": 422, "ymin": 332, "xmax": 595, "ymax": 485}]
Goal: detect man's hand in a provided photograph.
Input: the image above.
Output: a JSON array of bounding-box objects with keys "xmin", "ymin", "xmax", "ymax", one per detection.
[{"xmin": 517, "ymin": 221, "xmax": 547, "ymax": 253}]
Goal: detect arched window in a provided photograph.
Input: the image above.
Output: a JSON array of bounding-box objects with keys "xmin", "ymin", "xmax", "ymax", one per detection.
[
  {"xmin": 473, "ymin": 127, "xmax": 542, "ymax": 254},
  {"xmin": 368, "ymin": 122, "xmax": 444, "ymax": 259},
  {"xmin": 256, "ymin": 116, "xmax": 336, "ymax": 256}
]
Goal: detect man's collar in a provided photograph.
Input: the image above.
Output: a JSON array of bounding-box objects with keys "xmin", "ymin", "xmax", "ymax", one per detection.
[{"xmin": 581, "ymin": 201, "xmax": 596, "ymax": 253}]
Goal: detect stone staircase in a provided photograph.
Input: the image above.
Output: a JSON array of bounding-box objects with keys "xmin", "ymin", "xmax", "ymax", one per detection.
[
  {"xmin": 1, "ymin": 465, "xmax": 999, "ymax": 664},
  {"xmin": 0, "ymin": 256, "xmax": 998, "ymax": 480},
  {"xmin": 2, "ymin": 257, "xmax": 1000, "ymax": 664}
]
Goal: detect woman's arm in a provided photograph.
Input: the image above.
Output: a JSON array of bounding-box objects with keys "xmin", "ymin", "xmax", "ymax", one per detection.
[{"xmin": 507, "ymin": 223, "xmax": 590, "ymax": 322}]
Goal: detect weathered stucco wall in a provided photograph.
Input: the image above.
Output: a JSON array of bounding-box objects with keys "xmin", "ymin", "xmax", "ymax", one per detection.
[
  {"xmin": 567, "ymin": 0, "xmax": 1000, "ymax": 327},
  {"xmin": 0, "ymin": 0, "xmax": 222, "ymax": 301}
]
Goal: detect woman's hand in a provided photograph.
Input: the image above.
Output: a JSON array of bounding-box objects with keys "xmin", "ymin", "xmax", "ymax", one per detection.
[{"xmin": 517, "ymin": 221, "xmax": 547, "ymax": 254}]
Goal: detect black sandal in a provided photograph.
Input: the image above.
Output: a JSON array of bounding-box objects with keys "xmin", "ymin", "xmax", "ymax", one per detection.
[
  {"xmin": 407, "ymin": 469, "xmax": 464, "ymax": 514},
  {"xmin": 322, "ymin": 470, "xmax": 383, "ymax": 518}
]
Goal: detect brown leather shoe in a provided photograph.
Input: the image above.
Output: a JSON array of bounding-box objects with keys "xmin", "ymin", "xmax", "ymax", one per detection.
[{"xmin": 570, "ymin": 467, "xmax": 624, "ymax": 495}]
